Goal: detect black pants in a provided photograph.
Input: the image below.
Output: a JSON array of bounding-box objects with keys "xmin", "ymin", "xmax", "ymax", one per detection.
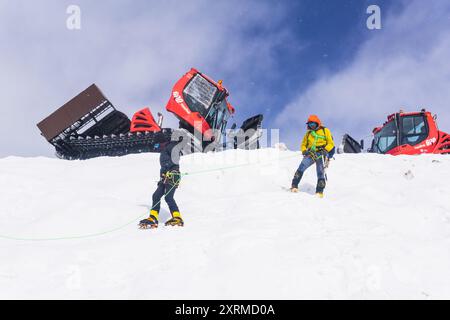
[{"xmin": 152, "ymin": 181, "xmax": 179, "ymax": 214}]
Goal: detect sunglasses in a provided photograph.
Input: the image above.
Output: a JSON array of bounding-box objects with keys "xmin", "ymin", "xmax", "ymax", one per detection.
[{"xmin": 307, "ymin": 122, "xmax": 318, "ymax": 129}]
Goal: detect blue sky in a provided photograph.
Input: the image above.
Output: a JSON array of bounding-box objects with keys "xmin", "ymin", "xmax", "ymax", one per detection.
[
  {"xmin": 0, "ymin": 0, "xmax": 449, "ymax": 156},
  {"xmin": 231, "ymin": 0, "xmax": 403, "ymax": 127}
]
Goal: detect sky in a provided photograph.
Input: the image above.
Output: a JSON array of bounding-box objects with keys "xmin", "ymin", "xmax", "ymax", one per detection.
[{"xmin": 0, "ymin": 0, "xmax": 449, "ymax": 157}]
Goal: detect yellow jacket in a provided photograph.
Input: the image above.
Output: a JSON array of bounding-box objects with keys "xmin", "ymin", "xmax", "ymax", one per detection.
[{"xmin": 301, "ymin": 127, "xmax": 334, "ymax": 153}]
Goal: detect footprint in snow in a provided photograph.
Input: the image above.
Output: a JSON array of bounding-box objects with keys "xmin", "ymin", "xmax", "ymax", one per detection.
[{"xmin": 403, "ymin": 170, "xmax": 414, "ymax": 180}]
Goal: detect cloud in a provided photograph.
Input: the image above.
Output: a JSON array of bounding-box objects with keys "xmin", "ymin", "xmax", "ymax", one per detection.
[
  {"xmin": 0, "ymin": 0, "xmax": 292, "ymax": 157},
  {"xmin": 275, "ymin": 0, "xmax": 450, "ymax": 149}
]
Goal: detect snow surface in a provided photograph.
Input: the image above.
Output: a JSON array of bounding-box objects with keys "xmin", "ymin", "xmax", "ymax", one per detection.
[{"xmin": 1, "ymin": 149, "xmax": 450, "ymax": 299}]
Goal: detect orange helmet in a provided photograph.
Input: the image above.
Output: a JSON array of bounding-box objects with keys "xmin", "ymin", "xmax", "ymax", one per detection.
[{"xmin": 306, "ymin": 115, "xmax": 322, "ymax": 127}]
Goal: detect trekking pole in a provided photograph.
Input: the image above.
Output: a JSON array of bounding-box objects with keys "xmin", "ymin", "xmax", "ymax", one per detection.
[{"xmin": 321, "ymin": 153, "xmax": 328, "ymax": 182}]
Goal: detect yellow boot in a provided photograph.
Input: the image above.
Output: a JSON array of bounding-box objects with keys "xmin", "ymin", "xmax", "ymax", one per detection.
[
  {"xmin": 150, "ymin": 210, "xmax": 159, "ymax": 220},
  {"xmin": 139, "ymin": 210, "xmax": 159, "ymax": 229}
]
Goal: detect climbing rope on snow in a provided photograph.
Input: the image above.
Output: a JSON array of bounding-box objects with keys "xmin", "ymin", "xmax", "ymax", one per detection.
[
  {"xmin": 0, "ymin": 151, "xmax": 302, "ymax": 241},
  {"xmin": 0, "ymin": 178, "xmax": 182, "ymax": 241}
]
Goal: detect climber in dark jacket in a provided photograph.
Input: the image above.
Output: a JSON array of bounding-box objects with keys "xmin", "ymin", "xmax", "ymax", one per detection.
[{"xmin": 139, "ymin": 137, "xmax": 184, "ymax": 229}]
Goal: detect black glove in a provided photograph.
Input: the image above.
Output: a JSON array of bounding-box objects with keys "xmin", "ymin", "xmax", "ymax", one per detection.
[{"xmin": 302, "ymin": 149, "xmax": 309, "ymax": 156}]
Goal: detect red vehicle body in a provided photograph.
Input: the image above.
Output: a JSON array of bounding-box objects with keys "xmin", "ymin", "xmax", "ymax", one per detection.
[
  {"xmin": 130, "ymin": 108, "xmax": 161, "ymax": 133},
  {"xmin": 371, "ymin": 110, "xmax": 450, "ymax": 155},
  {"xmin": 130, "ymin": 68, "xmax": 235, "ymax": 141}
]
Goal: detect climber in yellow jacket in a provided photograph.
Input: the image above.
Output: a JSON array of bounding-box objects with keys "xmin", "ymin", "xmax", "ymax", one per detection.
[{"xmin": 291, "ymin": 115, "xmax": 335, "ymax": 197}]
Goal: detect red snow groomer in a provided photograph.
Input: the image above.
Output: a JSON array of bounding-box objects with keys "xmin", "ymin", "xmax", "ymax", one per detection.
[
  {"xmin": 341, "ymin": 109, "xmax": 450, "ymax": 155},
  {"xmin": 37, "ymin": 68, "xmax": 263, "ymax": 159}
]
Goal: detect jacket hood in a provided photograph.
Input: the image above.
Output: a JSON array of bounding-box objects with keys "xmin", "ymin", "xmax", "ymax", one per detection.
[{"xmin": 306, "ymin": 115, "xmax": 322, "ymax": 127}]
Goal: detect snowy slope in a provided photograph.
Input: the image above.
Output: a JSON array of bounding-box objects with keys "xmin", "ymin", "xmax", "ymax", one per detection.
[{"xmin": 0, "ymin": 149, "xmax": 450, "ymax": 299}]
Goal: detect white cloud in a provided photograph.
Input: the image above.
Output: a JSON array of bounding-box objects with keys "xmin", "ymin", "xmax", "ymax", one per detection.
[
  {"xmin": 275, "ymin": 0, "xmax": 450, "ymax": 148},
  {"xmin": 0, "ymin": 0, "xmax": 291, "ymax": 156}
]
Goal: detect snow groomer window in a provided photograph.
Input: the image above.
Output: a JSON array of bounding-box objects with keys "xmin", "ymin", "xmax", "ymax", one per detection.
[
  {"xmin": 184, "ymin": 74, "xmax": 218, "ymax": 115},
  {"xmin": 401, "ymin": 115, "xmax": 427, "ymax": 145},
  {"xmin": 375, "ymin": 120, "xmax": 398, "ymax": 153}
]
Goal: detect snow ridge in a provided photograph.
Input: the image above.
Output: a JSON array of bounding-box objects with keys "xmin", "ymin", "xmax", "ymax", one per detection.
[{"xmin": 0, "ymin": 149, "xmax": 449, "ymax": 299}]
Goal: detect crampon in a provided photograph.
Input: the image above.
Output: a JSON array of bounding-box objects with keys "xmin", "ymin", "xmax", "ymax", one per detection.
[
  {"xmin": 139, "ymin": 216, "xmax": 158, "ymax": 229},
  {"xmin": 165, "ymin": 217, "xmax": 184, "ymax": 227}
]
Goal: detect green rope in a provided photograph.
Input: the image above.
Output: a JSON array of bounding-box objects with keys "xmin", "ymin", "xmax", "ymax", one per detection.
[
  {"xmin": 0, "ymin": 151, "xmax": 301, "ymax": 242},
  {"xmin": 309, "ymin": 130, "xmax": 326, "ymax": 152},
  {"xmin": 0, "ymin": 178, "xmax": 182, "ymax": 241}
]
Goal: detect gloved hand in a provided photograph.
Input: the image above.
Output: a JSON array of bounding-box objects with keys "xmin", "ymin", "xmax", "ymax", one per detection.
[
  {"xmin": 328, "ymin": 147, "xmax": 336, "ymax": 159},
  {"xmin": 302, "ymin": 149, "xmax": 309, "ymax": 156}
]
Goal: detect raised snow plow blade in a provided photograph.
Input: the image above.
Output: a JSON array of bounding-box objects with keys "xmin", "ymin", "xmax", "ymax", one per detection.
[
  {"xmin": 231, "ymin": 114, "xmax": 264, "ymax": 150},
  {"xmin": 37, "ymin": 84, "xmax": 172, "ymax": 160},
  {"xmin": 339, "ymin": 134, "xmax": 364, "ymax": 154},
  {"xmin": 37, "ymin": 68, "xmax": 262, "ymax": 159},
  {"xmin": 339, "ymin": 109, "xmax": 450, "ymax": 155}
]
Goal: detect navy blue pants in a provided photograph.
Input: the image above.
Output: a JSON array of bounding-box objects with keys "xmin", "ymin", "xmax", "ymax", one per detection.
[
  {"xmin": 152, "ymin": 181, "xmax": 179, "ymax": 213},
  {"xmin": 291, "ymin": 155, "xmax": 326, "ymax": 193}
]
